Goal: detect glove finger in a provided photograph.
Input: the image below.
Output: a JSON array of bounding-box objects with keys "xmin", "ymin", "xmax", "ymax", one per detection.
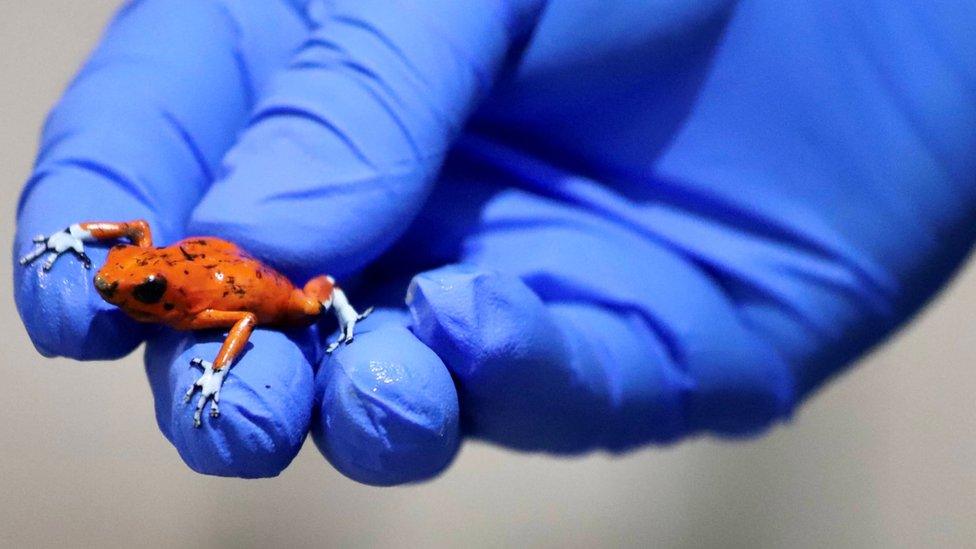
[
  {"xmin": 187, "ymin": 0, "xmax": 545, "ymax": 282},
  {"xmin": 145, "ymin": 325, "xmax": 318, "ymax": 478},
  {"xmin": 311, "ymin": 309, "xmax": 460, "ymax": 486},
  {"xmin": 408, "ymin": 265, "xmax": 688, "ymax": 452},
  {"xmin": 407, "ymin": 193, "xmax": 797, "ymax": 452},
  {"xmin": 14, "ymin": 0, "xmax": 312, "ymax": 359}
]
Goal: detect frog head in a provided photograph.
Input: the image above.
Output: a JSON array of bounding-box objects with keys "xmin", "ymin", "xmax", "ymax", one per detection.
[{"xmin": 93, "ymin": 245, "xmax": 171, "ymax": 322}]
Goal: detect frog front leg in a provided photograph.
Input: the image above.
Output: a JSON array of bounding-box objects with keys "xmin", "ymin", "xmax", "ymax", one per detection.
[
  {"xmin": 19, "ymin": 220, "xmax": 153, "ymax": 271},
  {"xmin": 182, "ymin": 310, "xmax": 257, "ymax": 428}
]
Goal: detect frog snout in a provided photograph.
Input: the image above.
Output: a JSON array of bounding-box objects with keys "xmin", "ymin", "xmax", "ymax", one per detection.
[{"xmin": 93, "ymin": 275, "xmax": 119, "ymax": 299}]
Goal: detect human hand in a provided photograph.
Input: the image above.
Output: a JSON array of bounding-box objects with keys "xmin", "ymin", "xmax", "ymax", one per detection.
[{"xmin": 14, "ymin": 0, "xmax": 976, "ymax": 484}]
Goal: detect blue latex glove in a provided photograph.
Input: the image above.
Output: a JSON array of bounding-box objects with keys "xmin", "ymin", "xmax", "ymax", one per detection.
[{"xmin": 13, "ymin": 0, "xmax": 976, "ymax": 484}]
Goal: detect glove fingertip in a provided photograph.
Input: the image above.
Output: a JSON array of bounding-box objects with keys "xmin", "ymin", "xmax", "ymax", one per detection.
[
  {"xmin": 145, "ymin": 328, "xmax": 314, "ymax": 478},
  {"xmin": 313, "ymin": 322, "xmax": 460, "ymax": 486},
  {"xmin": 13, "ymin": 238, "xmax": 147, "ymax": 360}
]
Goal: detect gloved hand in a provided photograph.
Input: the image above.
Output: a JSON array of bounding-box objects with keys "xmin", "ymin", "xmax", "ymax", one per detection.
[{"xmin": 14, "ymin": 0, "xmax": 976, "ymax": 484}]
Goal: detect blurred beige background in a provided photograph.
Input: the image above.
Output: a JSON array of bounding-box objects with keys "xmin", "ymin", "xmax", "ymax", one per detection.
[{"xmin": 1, "ymin": 2, "xmax": 973, "ymax": 548}]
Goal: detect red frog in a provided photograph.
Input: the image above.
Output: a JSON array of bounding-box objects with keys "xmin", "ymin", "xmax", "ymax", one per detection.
[{"xmin": 20, "ymin": 220, "xmax": 371, "ymax": 427}]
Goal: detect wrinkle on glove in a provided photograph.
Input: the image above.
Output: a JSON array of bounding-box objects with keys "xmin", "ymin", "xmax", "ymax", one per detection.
[{"xmin": 188, "ymin": 0, "xmax": 547, "ymax": 281}]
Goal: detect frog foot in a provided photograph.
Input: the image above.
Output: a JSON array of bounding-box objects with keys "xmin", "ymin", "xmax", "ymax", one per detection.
[
  {"xmin": 18, "ymin": 224, "xmax": 93, "ymax": 271},
  {"xmin": 325, "ymin": 294, "xmax": 374, "ymax": 354},
  {"xmin": 183, "ymin": 358, "xmax": 226, "ymax": 428}
]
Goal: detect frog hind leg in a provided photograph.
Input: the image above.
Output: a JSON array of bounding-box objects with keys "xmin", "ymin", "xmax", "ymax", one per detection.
[
  {"xmin": 182, "ymin": 310, "xmax": 257, "ymax": 428},
  {"xmin": 302, "ymin": 276, "xmax": 373, "ymax": 354}
]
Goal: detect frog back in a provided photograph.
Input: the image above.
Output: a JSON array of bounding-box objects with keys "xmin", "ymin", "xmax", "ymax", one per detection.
[{"xmin": 165, "ymin": 237, "xmax": 300, "ymax": 326}]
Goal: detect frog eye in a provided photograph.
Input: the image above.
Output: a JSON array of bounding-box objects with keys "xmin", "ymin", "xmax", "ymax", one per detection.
[{"xmin": 133, "ymin": 274, "xmax": 168, "ymax": 304}]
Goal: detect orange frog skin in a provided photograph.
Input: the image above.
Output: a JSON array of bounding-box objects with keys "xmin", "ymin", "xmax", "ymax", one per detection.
[{"xmin": 20, "ymin": 219, "xmax": 371, "ymax": 427}]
